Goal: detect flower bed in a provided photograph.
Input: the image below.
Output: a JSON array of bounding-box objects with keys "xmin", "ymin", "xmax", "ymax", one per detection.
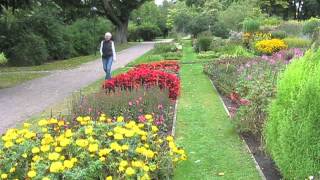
[
  {"xmin": 0, "ymin": 115, "xmax": 186, "ymax": 179},
  {"xmin": 134, "ymin": 61, "xmax": 180, "ymax": 74},
  {"xmin": 103, "ymin": 63, "xmax": 180, "ymax": 100},
  {"xmin": 204, "ymin": 48, "xmax": 304, "ymax": 135}
]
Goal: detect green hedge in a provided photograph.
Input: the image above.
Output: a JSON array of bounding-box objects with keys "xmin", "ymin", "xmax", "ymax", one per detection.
[{"xmin": 264, "ymin": 49, "xmax": 320, "ymax": 179}]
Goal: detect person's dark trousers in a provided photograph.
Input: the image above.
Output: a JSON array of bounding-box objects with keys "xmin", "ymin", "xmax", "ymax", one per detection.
[{"xmin": 102, "ymin": 56, "xmax": 113, "ymax": 80}]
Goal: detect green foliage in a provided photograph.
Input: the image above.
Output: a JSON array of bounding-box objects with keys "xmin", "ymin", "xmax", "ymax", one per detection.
[
  {"xmin": 7, "ymin": 33, "xmax": 48, "ymax": 66},
  {"xmin": 277, "ymin": 20, "xmax": 303, "ymax": 36},
  {"xmin": 153, "ymin": 43, "xmax": 178, "ymax": 54},
  {"xmin": 262, "ymin": 16, "xmax": 282, "ymax": 26},
  {"xmin": 128, "ymin": 23, "xmax": 139, "ymax": 42},
  {"xmin": 0, "ymin": 52, "xmax": 7, "ymax": 66},
  {"xmin": 303, "ymin": 17, "xmax": 320, "ymax": 36},
  {"xmin": 162, "ymin": 52, "xmax": 183, "ymax": 60},
  {"xmin": 270, "ymin": 30, "xmax": 287, "ymax": 39},
  {"xmin": 264, "ymin": 49, "xmax": 320, "ymax": 179},
  {"xmin": 243, "ymin": 18, "xmax": 260, "ymax": 33},
  {"xmin": 197, "ymin": 51, "xmax": 220, "ymax": 59},
  {"xmin": 136, "ymin": 23, "xmax": 161, "ymax": 41},
  {"xmin": 218, "ymin": 0, "xmax": 264, "ymax": 31},
  {"xmin": 283, "ymin": 37, "xmax": 311, "ymax": 49},
  {"xmin": 195, "ymin": 36, "xmax": 212, "ymax": 52}
]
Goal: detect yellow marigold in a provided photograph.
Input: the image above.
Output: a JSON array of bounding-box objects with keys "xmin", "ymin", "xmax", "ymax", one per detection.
[
  {"xmin": 114, "ymin": 133, "xmax": 124, "ymax": 140},
  {"xmin": 107, "ymin": 132, "xmax": 113, "ymax": 136},
  {"xmin": 88, "ymin": 143, "xmax": 99, "ymax": 152},
  {"xmin": 31, "ymin": 147, "xmax": 40, "ymax": 154},
  {"xmin": 141, "ymin": 173, "xmax": 151, "ymax": 180},
  {"xmin": 151, "ymin": 126, "xmax": 158, "ymax": 133},
  {"xmin": 166, "ymin": 136, "xmax": 174, "ymax": 142},
  {"xmin": 119, "ymin": 160, "xmax": 128, "ymax": 167},
  {"xmin": 105, "ymin": 176, "xmax": 112, "ymax": 180},
  {"xmin": 76, "ymin": 139, "xmax": 89, "ymax": 147},
  {"xmin": 125, "ymin": 167, "xmax": 135, "ymax": 176},
  {"xmin": 50, "ymin": 161, "xmax": 64, "ymax": 173},
  {"xmin": 9, "ymin": 167, "xmax": 16, "ymax": 173},
  {"xmin": 40, "ymin": 145, "xmax": 50, "ymax": 152},
  {"xmin": 117, "ymin": 116, "xmax": 124, "ymax": 122},
  {"xmin": 150, "ymin": 164, "xmax": 157, "ymax": 171},
  {"xmin": 255, "ymin": 39, "xmax": 287, "ymax": 55},
  {"xmin": 55, "ymin": 147, "xmax": 62, "ymax": 153},
  {"xmin": 1, "ymin": 173, "xmax": 8, "ymax": 179},
  {"xmin": 22, "ymin": 153, "xmax": 28, "ymax": 158},
  {"xmin": 42, "ymin": 177, "xmax": 50, "ymax": 180},
  {"xmin": 98, "ymin": 148, "xmax": 111, "ymax": 157},
  {"xmin": 85, "ymin": 126, "xmax": 93, "ymax": 135},
  {"xmin": 110, "ymin": 142, "xmax": 122, "ymax": 152},
  {"xmin": 4, "ymin": 141, "xmax": 14, "ymax": 148},
  {"xmin": 27, "ymin": 170, "xmax": 37, "ymax": 178},
  {"xmin": 32, "ymin": 155, "xmax": 42, "ymax": 162},
  {"xmin": 58, "ymin": 121, "xmax": 65, "ymax": 126},
  {"xmin": 38, "ymin": 119, "xmax": 48, "ymax": 126},
  {"xmin": 121, "ymin": 145, "xmax": 129, "ymax": 151},
  {"xmin": 48, "ymin": 152, "xmax": 60, "ymax": 161},
  {"xmin": 59, "ymin": 138, "xmax": 71, "ymax": 147},
  {"xmin": 63, "ymin": 160, "xmax": 74, "ymax": 169},
  {"xmin": 145, "ymin": 114, "xmax": 153, "ymax": 121},
  {"xmin": 65, "ymin": 129, "xmax": 73, "ymax": 138}
]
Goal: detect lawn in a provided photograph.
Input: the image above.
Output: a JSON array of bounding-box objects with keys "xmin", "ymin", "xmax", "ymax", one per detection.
[
  {"xmin": 0, "ymin": 72, "xmax": 47, "ymax": 89},
  {"xmin": 0, "ymin": 42, "xmax": 138, "ymax": 89},
  {"xmin": 173, "ymin": 40, "xmax": 260, "ymax": 179}
]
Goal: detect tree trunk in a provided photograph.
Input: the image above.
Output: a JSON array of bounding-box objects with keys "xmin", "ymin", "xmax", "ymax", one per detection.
[{"xmin": 114, "ymin": 20, "xmax": 128, "ymax": 44}]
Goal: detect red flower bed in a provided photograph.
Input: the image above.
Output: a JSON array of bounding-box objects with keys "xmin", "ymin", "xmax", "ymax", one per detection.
[
  {"xmin": 134, "ymin": 61, "xmax": 180, "ymax": 74},
  {"xmin": 103, "ymin": 64, "xmax": 180, "ymax": 100}
]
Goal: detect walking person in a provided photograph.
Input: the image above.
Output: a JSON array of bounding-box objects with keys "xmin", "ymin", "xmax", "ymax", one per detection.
[{"xmin": 100, "ymin": 32, "xmax": 116, "ymax": 80}]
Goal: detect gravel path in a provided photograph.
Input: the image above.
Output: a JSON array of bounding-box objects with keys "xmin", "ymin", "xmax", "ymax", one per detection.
[{"xmin": 0, "ymin": 42, "xmax": 154, "ymax": 133}]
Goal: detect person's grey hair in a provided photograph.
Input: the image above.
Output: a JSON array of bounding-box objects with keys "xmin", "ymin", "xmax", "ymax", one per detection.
[{"xmin": 105, "ymin": 32, "xmax": 112, "ymax": 38}]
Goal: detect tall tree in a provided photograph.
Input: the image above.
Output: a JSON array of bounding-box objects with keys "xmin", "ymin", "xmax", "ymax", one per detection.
[{"xmin": 98, "ymin": 0, "xmax": 151, "ymax": 43}]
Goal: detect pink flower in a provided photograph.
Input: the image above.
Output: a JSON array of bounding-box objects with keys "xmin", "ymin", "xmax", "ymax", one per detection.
[
  {"xmin": 158, "ymin": 104, "xmax": 163, "ymax": 109},
  {"xmin": 138, "ymin": 115, "xmax": 146, "ymax": 123},
  {"xmin": 128, "ymin": 101, "xmax": 133, "ymax": 106},
  {"xmin": 239, "ymin": 98, "xmax": 251, "ymax": 106}
]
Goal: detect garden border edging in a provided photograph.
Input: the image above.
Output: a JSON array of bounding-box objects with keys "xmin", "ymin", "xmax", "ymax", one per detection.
[
  {"xmin": 171, "ymin": 99, "xmax": 179, "ymax": 137},
  {"xmin": 208, "ymin": 79, "xmax": 266, "ymax": 180}
]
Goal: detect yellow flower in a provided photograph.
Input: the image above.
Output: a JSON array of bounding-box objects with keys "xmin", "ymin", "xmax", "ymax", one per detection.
[
  {"xmin": 125, "ymin": 167, "xmax": 135, "ymax": 176},
  {"xmin": 40, "ymin": 145, "xmax": 50, "ymax": 152},
  {"xmin": 4, "ymin": 141, "xmax": 14, "ymax": 148},
  {"xmin": 143, "ymin": 165, "xmax": 149, "ymax": 172},
  {"xmin": 76, "ymin": 139, "xmax": 89, "ymax": 147},
  {"xmin": 71, "ymin": 157, "xmax": 78, "ymax": 163},
  {"xmin": 63, "ymin": 160, "xmax": 74, "ymax": 169},
  {"xmin": 50, "ymin": 161, "xmax": 64, "ymax": 173},
  {"xmin": 1, "ymin": 174, "xmax": 8, "ymax": 179},
  {"xmin": 105, "ymin": 176, "xmax": 112, "ymax": 180},
  {"xmin": 32, "ymin": 147, "xmax": 40, "ymax": 154},
  {"xmin": 27, "ymin": 170, "xmax": 37, "ymax": 178},
  {"xmin": 41, "ymin": 134, "xmax": 54, "ymax": 145},
  {"xmin": 9, "ymin": 167, "xmax": 16, "ymax": 173},
  {"xmin": 151, "ymin": 126, "xmax": 158, "ymax": 133},
  {"xmin": 119, "ymin": 160, "xmax": 128, "ymax": 167},
  {"xmin": 114, "ymin": 133, "xmax": 124, "ymax": 140},
  {"xmin": 32, "ymin": 155, "xmax": 41, "ymax": 162},
  {"xmin": 59, "ymin": 138, "xmax": 71, "ymax": 147},
  {"xmin": 49, "ymin": 118, "xmax": 58, "ymax": 124},
  {"xmin": 55, "ymin": 147, "xmax": 62, "ymax": 153},
  {"xmin": 23, "ymin": 123, "xmax": 31, "ymax": 129},
  {"xmin": 38, "ymin": 119, "xmax": 48, "ymax": 126},
  {"xmin": 65, "ymin": 129, "xmax": 73, "ymax": 138},
  {"xmin": 22, "ymin": 153, "xmax": 28, "ymax": 158},
  {"xmin": 141, "ymin": 135, "xmax": 147, "ymax": 141},
  {"xmin": 48, "ymin": 152, "xmax": 60, "ymax": 161},
  {"xmin": 150, "ymin": 164, "xmax": 157, "ymax": 171},
  {"xmin": 99, "ymin": 116, "xmax": 106, "ymax": 122},
  {"xmin": 117, "ymin": 116, "xmax": 124, "ymax": 122},
  {"xmin": 98, "ymin": 148, "xmax": 111, "ymax": 156},
  {"xmin": 42, "ymin": 177, "xmax": 50, "ymax": 180},
  {"xmin": 85, "ymin": 126, "xmax": 93, "ymax": 135},
  {"xmin": 121, "ymin": 145, "xmax": 129, "ymax": 151},
  {"xmin": 88, "ymin": 143, "xmax": 99, "ymax": 152},
  {"xmin": 166, "ymin": 136, "xmax": 174, "ymax": 142},
  {"xmin": 145, "ymin": 114, "xmax": 152, "ymax": 120},
  {"xmin": 132, "ymin": 161, "xmax": 143, "ymax": 168},
  {"xmin": 58, "ymin": 120, "xmax": 65, "ymax": 126},
  {"xmin": 99, "ymin": 157, "xmax": 106, "ymax": 161},
  {"xmin": 141, "ymin": 173, "xmax": 151, "ymax": 180},
  {"xmin": 124, "ymin": 130, "xmax": 134, "ymax": 137},
  {"xmin": 41, "ymin": 128, "xmax": 48, "ymax": 133}
]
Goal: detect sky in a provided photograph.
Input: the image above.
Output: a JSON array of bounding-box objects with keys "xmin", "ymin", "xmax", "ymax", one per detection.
[{"xmin": 155, "ymin": 0, "xmax": 164, "ymax": 5}]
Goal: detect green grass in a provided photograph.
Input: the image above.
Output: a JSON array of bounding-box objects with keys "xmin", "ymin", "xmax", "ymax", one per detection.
[
  {"xmin": 0, "ymin": 42, "xmax": 138, "ymax": 72},
  {"xmin": 0, "ymin": 72, "xmax": 47, "ymax": 89},
  {"xmin": 173, "ymin": 40, "xmax": 260, "ymax": 179},
  {"xmin": 0, "ymin": 43, "xmax": 138, "ymax": 89}
]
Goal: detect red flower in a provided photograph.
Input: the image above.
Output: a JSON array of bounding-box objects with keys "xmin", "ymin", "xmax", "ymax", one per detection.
[{"xmin": 239, "ymin": 98, "xmax": 251, "ymax": 106}]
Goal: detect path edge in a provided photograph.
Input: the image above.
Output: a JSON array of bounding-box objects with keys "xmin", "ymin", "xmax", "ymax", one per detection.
[{"xmin": 208, "ymin": 78, "xmax": 267, "ymax": 180}]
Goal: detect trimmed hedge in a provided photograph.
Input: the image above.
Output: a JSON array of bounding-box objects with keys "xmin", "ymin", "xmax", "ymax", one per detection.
[{"xmin": 264, "ymin": 49, "xmax": 320, "ymax": 179}]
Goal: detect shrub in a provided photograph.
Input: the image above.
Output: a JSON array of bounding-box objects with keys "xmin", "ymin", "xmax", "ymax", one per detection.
[
  {"xmin": 195, "ymin": 36, "xmax": 212, "ymax": 52},
  {"xmin": 302, "ymin": 17, "xmax": 320, "ymax": 36},
  {"xmin": 215, "ymin": 45, "xmax": 254, "ymax": 58},
  {"xmin": 277, "ymin": 20, "xmax": 303, "ymax": 36},
  {"xmin": 242, "ymin": 18, "xmax": 260, "ymax": 33},
  {"xmin": 197, "ymin": 51, "xmax": 220, "ymax": 59},
  {"xmin": 162, "ymin": 52, "xmax": 183, "ymax": 60},
  {"xmin": 71, "ymin": 86, "xmax": 175, "ymax": 133},
  {"xmin": 7, "ymin": 33, "xmax": 48, "ymax": 66},
  {"xmin": 264, "ymin": 49, "xmax": 320, "ymax": 179},
  {"xmin": 262, "ymin": 16, "xmax": 282, "ymax": 26},
  {"xmin": 153, "ymin": 43, "xmax": 178, "ymax": 54},
  {"xmin": 283, "ymin": 37, "xmax": 311, "ymax": 48},
  {"xmin": 128, "ymin": 23, "xmax": 139, "ymax": 42},
  {"xmin": 270, "ymin": 30, "xmax": 287, "ymax": 39},
  {"xmin": 229, "ymin": 31, "xmax": 243, "ymax": 44},
  {"xmin": 136, "ymin": 23, "xmax": 161, "ymax": 41},
  {"xmin": 0, "ymin": 116, "xmax": 186, "ymax": 179},
  {"xmin": 0, "ymin": 52, "xmax": 7, "ymax": 66},
  {"xmin": 255, "ymin": 39, "xmax": 288, "ymax": 55}
]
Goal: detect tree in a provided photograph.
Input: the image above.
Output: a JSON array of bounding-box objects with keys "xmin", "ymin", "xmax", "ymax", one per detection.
[{"xmin": 97, "ymin": 0, "xmax": 151, "ymax": 43}]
